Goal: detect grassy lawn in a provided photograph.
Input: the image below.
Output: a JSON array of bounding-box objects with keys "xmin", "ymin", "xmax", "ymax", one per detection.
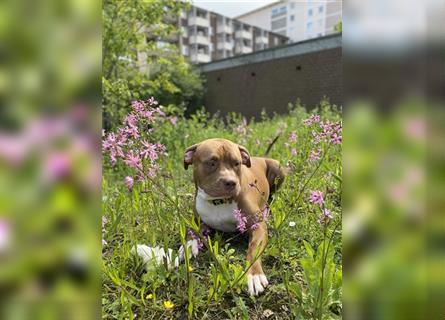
[{"xmin": 102, "ymin": 100, "xmax": 342, "ymax": 319}]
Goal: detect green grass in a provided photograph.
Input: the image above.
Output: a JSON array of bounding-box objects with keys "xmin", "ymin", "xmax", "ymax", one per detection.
[{"xmin": 102, "ymin": 100, "xmax": 342, "ymax": 319}]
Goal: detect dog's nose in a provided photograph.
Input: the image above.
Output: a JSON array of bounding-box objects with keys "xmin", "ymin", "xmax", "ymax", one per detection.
[{"xmin": 222, "ymin": 179, "xmax": 236, "ymax": 189}]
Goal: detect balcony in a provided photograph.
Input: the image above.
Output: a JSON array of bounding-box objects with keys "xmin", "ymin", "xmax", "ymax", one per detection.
[
  {"xmin": 216, "ymin": 24, "xmax": 233, "ymax": 34},
  {"xmin": 255, "ymin": 36, "xmax": 268, "ymax": 44},
  {"xmin": 217, "ymin": 41, "xmax": 234, "ymax": 51},
  {"xmin": 188, "ymin": 16, "xmax": 210, "ymax": 27},
  {"xmin": 189, "ymin": 34, "xmax": 210, "ymax": 45},
  {"xmin": 235, "ymin": 29, "xmax": 252, "ymax": 39},
  {"xmin": 235, "ymin": 46, "xmax": 253, "ymax": 54},
  {"xmin": 191, "ymin": 53, "xmax": 211, "ymax": 63}
]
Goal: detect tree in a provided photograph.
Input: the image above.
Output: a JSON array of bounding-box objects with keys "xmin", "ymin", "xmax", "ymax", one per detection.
[
  {"xmin": 103, "ymin": 0, "xmax": 204, "ymax": 129},
  {"xmin": 334, "ymin": 21, "xmax": 342, "ymax": 33}
]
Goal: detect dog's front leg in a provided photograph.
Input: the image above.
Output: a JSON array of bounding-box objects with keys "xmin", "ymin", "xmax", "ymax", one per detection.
[{"xmin": 246, "ymin": 221, "xmax": 269, "ymax": 296}]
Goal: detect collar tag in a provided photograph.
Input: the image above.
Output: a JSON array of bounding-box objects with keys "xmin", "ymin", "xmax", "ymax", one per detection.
[{"xmin": 211, "ymin": 198, "xmax": 232, "ymax": 206}]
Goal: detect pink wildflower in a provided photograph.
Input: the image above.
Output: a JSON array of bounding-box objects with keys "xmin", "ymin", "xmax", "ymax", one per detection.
[
  {"xmin": 288, "ymin": 131, "xmax": 297, "ymax": 142},
  {"xmin": 141, "ymin": 140, "xmax": 158, "ymax": 161},
  {"xmin": 309, "ymin": 149, "xmax": 321, "ymax": 162},
  {"xmin": 318, "ymin": 208, "xmax": 333, "ymax": 226},
  {"xmin": 233, "ymin": 208, "xmax": 247, "ymax": 233},
  {"xmin": 251, "ymin": 222, "xmax": 260, "ymax": 230},
  {"xmin": 125, "ymin": 113, "xmax": 138, "ymax": 128},
  {"xmin": 154, "ymin": 107, "xmax": 165, "ymax": 117},
  {"xmin": 132, "ymin": 100, "xmax": 146, "ymax": 113},
  {"xmin": 291, "ymin": 148, "xmax": 297, "ymax": 156},
  {"xmin": 124, "ymin": 176, "xmax": 134, "ymax": 189},
  {"xmin": 124, "ymin": 151, "xmax": 141, "ymax": 169},
  {"xmin": 309, "ymin": 190, "xmax": 324, "ymax": 206},
  {"xmin": 141, "ymin": 110, "xmax": 156, "ymax": 122},
  {"xmin": 331, "ymin": 133, "xmax": 342, "ymax": 145},
  {"xmin": 147, "ymin": 97, "xmax": 158, "ymax": 106},
  {"xmin": 169, "ymin": 116, "xmax": 177, "ymax": 126},
  {"xmin": 303, "ymin": 114, "xmax": 320, "ymax": 126},
  {"xmin": 323, "ymin": 208, "xmax": 333, "ymax": 219},
  {"xmin": 124, "ymin": 125, "xmax": 139, "ymax": 139},
  {"xmin": 262, "ymin": 205, "xmax": 270, "ymax": 221}
]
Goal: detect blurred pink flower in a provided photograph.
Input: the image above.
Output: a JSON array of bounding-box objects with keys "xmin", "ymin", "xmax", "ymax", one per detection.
[
  {"xmin": 291, "ymin": 148, "xmax": 298, "ymax": 156},
  {"xmin": 288, "ymin": 131, "xmax": 297, "ymax": 142},
  {"xmin": 0, "ymin": 219, "xmax": 11, "ymax": 252},
  {"xmin": 124, "ymin": 176, "xmax": 134, "ymax": 189},
  {"xmin": 404, "ymin": 118, "xmax": 424, "ymax": 140},
  {"xmin": 309, "ymin": 190, "xmax": 324, "ymax": 206},
  {"xmin": 44, "ymin": 152, "xmax": 71, "ymax": 181}
]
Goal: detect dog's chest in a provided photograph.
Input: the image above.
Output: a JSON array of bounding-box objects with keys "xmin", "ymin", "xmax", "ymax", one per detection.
[{"xmin": 195, "ymin": 196, "xmax": 238, "ymax": 232}]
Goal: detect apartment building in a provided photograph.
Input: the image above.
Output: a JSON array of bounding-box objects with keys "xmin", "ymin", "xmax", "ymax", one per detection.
[
  {"xmin": 175, "ymin": 6, "xmax": 288, "ymax": 64},
  {"xmin": 236, "ymin": 0, "xmax": 342, "ymax": 42}
]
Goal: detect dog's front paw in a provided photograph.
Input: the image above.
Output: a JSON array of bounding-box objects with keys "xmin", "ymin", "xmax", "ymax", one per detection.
[{"xmin": 247, "ymin": 273, "xmax": 269, "ymax": 296}]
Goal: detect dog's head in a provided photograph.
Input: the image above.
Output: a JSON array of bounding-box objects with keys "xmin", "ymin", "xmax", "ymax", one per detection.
[{"xmin": 184, "ymin": 139, "xmax": 251, "ymax": 198}]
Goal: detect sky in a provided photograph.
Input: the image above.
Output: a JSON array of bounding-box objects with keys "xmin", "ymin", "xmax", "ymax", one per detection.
[{"xmin": 192, "ymin": 0, "xmax": 279, "ymax": 18}]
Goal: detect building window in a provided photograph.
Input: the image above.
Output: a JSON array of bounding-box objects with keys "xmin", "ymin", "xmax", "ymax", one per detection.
[
  {"xmin": 318, "ymin": 6, "xmax": 323, "ymax": 13},
  {"xmin": 271, "ymin": 6, "xmax": 287, "ymax": 17},
  {"xmin": 318, "ymin": 19, "xmax": 323, "ymax": 27},
  {"xmin": 182, "ymin": 45, "xmax": 189, "ymax": 55},
  {"xmin": 290, "ymin": 15, "xmax": 294, "ymax": 21},
  {"xmin": 290, "ymin": 2, "xmax": 295, "ymax": 9},
  {"xmin": 308, "ymin": 8, "xmax": 313, "ymax": 16},
  {"xmin": 307, "ymin": 22, "xmax": 312, "ymax": 31}
]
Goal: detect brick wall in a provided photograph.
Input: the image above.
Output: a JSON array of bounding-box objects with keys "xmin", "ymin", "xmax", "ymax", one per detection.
[{"xmin": 200, "ymin": 45, "xmax": 342, "ymax": 119}]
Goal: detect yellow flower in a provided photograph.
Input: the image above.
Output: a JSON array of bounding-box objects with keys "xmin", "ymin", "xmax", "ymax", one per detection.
[
  {"xmin": 163, "ymin": 300, "xmax": 174, "ymax": 310},
  {"xmin": 188, "ymin": 266, "xmax": 193, "ymax": 272},
  {"xmin": 146, "ymin": 294, "xmax": 153, "ymax": 300}
]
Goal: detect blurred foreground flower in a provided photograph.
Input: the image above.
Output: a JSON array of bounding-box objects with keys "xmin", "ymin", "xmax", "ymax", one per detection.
[{"xmin": 0, "ymin": 219, "xmax": 11, "ymax": 252}]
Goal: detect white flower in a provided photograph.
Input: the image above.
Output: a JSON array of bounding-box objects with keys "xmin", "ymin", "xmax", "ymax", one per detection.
[{"xmin": 288, "ymin": 221, "xmax": 296, "ymax": 227}]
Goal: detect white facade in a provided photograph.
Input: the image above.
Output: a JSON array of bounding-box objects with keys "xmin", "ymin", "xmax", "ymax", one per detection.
[{"xmin": 237, "ymin": 0, "xmax": 342, "ymax": 42}]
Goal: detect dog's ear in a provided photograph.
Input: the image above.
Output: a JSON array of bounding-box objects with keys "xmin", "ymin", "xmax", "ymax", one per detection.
[
  {"xmin": 184, "ymin": 144, "xmax": 199, "ymax": 170},
  {"xmin": 265, "ymin": 158, "xmax": 286, "ymax": 193},
  {"xmin": 238, "ymin": 145, "xmax": 251, "ymax": 167}
]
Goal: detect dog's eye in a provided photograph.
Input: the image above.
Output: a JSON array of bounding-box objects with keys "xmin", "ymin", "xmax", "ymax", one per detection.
[
  {"xmin": 206, "ymin": 160, "xmax": 216, "ymax": 167},
  {"xmin": 234, "ymin": 161, "xmax": 240, "ymax": 167}
]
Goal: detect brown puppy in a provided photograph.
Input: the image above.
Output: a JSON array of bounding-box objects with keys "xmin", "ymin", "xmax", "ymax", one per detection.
[{"xmin": 183, "ymin": 138, "xmax": 285, "ymax": 295}]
